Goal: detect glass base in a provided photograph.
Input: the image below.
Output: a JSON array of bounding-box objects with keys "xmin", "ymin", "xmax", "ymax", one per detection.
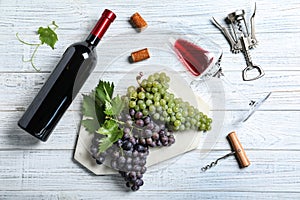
[{"xmin": 240, "ymin": 92, "xmax": 272, "ymax": 123}]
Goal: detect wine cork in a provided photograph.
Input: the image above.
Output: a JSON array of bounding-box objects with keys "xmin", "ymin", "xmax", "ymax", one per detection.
[
  {"xmin": 131, "ymin": 48, "xmax": 150, "ymax": 63},
  {"xmin": 130, "ymin": 12, "xmax": 148, "ymax": 31},
  {"xmin": 227, "ymin": 131, "xmax": 250, "ymax": 168}
]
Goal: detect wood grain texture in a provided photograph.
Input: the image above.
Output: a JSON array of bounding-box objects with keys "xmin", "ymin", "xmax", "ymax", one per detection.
[
  {"xmin": 0, "ymin": 71, "xmax": 299, "ymax": 112},
  {"xmin": 0, "ymin": 0, "xmax": 299, "ymax": 199},
  {"xmin": 0, "ymin": 110, "xmax": 300, "ymax": 151},
  {"xmin": 0, "ymin": 150, "xmax": 299, "ymax": 192},
  {"xmin": 1, "ymin": 191, "xmax": 300, "ymax": 200}
]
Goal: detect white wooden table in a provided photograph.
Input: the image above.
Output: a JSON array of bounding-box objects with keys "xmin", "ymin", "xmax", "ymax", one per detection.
[{"xmin": 1, "ymin": 0, "xmax": 299, "ymax": 199}]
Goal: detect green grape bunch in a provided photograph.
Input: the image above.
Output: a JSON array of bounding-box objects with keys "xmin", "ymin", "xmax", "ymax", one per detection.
[{"xmin": 125, "ymin": 72, "xmax": 212, "ymax": 132}]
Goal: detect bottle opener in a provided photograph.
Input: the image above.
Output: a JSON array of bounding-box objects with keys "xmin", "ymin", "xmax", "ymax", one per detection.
[
  {"xmin": 201, "ymin": 131, "xmax": 250, "ymax": 171},
  {"xmin": 212, "ymin": 3, "xmax": 264, "ymax": 81}
]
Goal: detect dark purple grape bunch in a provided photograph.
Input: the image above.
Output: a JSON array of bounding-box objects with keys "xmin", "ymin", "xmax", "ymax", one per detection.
[{"xmin": 90, "ymin": 107, "xmax": 176, "ymax": 191}]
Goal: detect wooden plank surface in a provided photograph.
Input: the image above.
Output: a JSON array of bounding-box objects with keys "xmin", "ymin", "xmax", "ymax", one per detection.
[
  {"xmin": 0, "ymin": 150, "xmax": 299, "ymax": 192},
  {"xmin": 0, "ymin": 0, "xmax": 299, "ymax": 199},
  {"xmin": 1, "ymin": 110, "xmax": 300, "ymax": 151}
]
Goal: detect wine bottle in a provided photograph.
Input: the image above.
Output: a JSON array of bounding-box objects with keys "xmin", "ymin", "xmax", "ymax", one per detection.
[{"xmin": 18, "ymin": 9, "xmax": 116, "ymax": 141}]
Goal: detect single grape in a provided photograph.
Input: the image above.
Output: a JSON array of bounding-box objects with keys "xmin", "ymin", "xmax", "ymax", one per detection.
[
  {"xmin": 127, "ymin": 86, "xmax": 136, "ymax": 95},
  {"xmin": 130, "ymin": 91, "xmax": 138, "ymax": 99},
  {"xmin": 141, "ymin": 109, "xmax": 148, "ymax": 117},
  {"xmin": 173, "ymin": 105, "xmax": 179, "ymax": 113},
  {"xmin": 175, "ymin": 112, "xmax": 182, "ymax": 119},
  {"xmin": 139, "ymin": 102, "xmax": 146, "ymax": 110},
  {"xmin": 156, "ymin": 106, "xmax": 162, "ymax": 113},
  {"xmin": 146, "ymin": 81, "xmax": 153, "ymax": 88},
  {"xmin": 200, "ymin": 123, "xmax": 206, "ymax": 131},
  {"xmin": 135, "ymin": 111, "xmax": 143, "ymax": 119},
  {"xmin": 138, "ymin": 92, "xmax": 145, "ymax": 100},
  {"xmin": 135, "ymin": 119, "xmax": 144, "ymax": 127},
  {"xmin": 116, "ymin": 139, "xmax": 123, "ymax": 147},
  {"xmin": 122, "ymin": 141, "xmax": 133, "ymax": 151},
  {"xmin": 135, "ymin": 179, "xmax": 144, "ymax": 187},
  {"xmin": 148, "ymin": 105, "xmax": 156, "ymax": 113},
  {"xmin": 153, "ymin": 95, "xmax": 160, "ymax": 103},
  {"xmin": 96, "ymin": 156, "xmax": 105, "ymax": 165},
  {"xmin": 168, "ymin": 135, "xmax": 175, "ymax": 145},
  {"xmin": 152, "ymin": 132, "xmax": 159, "ymax": 140},
  {"xmin": 141, "ymin": 80, "xmax": 148, "ymax": 88},
  {"xmin": 145, "ymin": 87, "xmax": 151, "ymax": 92},
  {"xmin": 170, "ymin": 116, "xmax": 176, "ymax": 122},
  {"xmin": 143, "ymin": 116, "xmax": 151, "ymax": 125},
  {"xmin": 134, "ymin": 105, "xmax": 140, "ymax": 111},
  {"xmin": 153, "ymin": 113, "xmax": 160, "ymax": 120},
  {"xmin": 148, "ymin": 75, "xmax": 155, "ymax": 82},
  {"xmin": 174, "ymin": 120, "xmax": 181, "ymax": 127},
  {"xmin": 145, "ymin": 99, "xmax": 153, "ymax": 106},
  {"xmin": 148, "ymin": 94, "xmax": 154, "ymax": 100},
  {"xmin": 152, "ymin": 81, "xmax": 159, "ymax": 88},
  {"xmin": 160, "ymin": 99, "xmax": 166, "ymax": 106},
  {"xmin": 156, "ymin": 83, "xmax": 162, "ymax": 89},
  {"xmin": 111, "ymin": 160, "xmax": 118, "ymax": 170},
  {"xmin": 179, "ymin": 124, "xmax": 185, "ymax": 131},
  {"xmin": 129, "ymin": 101, "xmax": 136, "ymax": 108},
  {"xmin": 151, "ymin": 87, "xmax": 158, "ymax": 93},
  {"xmin": 159, "ymin": 88, "xmax": 166, "ymax": 95},
  {"xmin": 117, "ymin": 156, "xmax": 126, "ymax": 166},
  {"xmin": 131, "ymin": 185, "xmax": 139, "ymax": 191},
  {"xmin": 154, "ymin": 101, "xmax": 160, "ymax": 107}
]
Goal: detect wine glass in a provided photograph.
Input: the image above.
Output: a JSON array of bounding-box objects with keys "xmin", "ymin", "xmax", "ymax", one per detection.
[{"xmin": 169, "ymin": 34, "xmax": 271, "ymax": 126}]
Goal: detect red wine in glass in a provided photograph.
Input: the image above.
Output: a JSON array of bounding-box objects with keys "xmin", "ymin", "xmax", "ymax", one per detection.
[
  {"xmin": 174, "ymin": 38, "xmax": 214, "ymax": 76},
  {"xmin": 172, "ymin": 37, "xmax": 271, "ymax": 124}
]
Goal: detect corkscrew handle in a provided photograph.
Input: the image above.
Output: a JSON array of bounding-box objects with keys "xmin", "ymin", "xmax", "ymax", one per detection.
[
  {"xmin": 201, "ymin": 131, "xmax": 250, "ymax": 172},
  {"xmin": 227, "ymin": 131, "xmax": 250, "ymax": 168}
]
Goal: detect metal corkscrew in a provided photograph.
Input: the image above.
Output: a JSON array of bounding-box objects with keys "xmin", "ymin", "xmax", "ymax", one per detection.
[
  {"xmin": 201, "ymin": 131, "xmax": 250, "ymax": 172},
  {"xmin": 212, "ymin": 3, "xmax": 264, "ymax": 81}
]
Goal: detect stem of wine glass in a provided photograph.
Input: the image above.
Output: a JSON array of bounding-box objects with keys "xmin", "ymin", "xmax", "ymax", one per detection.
[{"xmin": 217, "ymin": 70, "xmax": 271, "ymax": 123}]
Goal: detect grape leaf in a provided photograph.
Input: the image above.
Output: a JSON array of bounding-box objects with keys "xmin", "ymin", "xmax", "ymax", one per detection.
[
  {"xmin": 97, "ymin": 120, "xmax": 118, "ymax": 136},
  {"xmin": 104, "ymin": 101, "xmax": 113, "ymax": 116},
  {"xmin": 110, "ymin": 95, "xmax": 125, "ymax": 116},
  {"xmin": 98, "ymin": 137, "xmax": 114, "ymax": 153},
  {"xmin": 96, "ymin": 81, "xmax": 114, "ymax": 104},
  {"xmin": 96, "ymin": 120, "xmax": 123, "ymax": 152},
  {"xmin": 82, "ymin": 94, "xmax": 99, "ymax": 118},
  {"xmin": 81, "ymin": 80, "xmax": 125, "ymax": 152},
  {"xmin": 103, "ymin": 95, "xmax": 125, "ymax": 116},
  {"xmin": 38, "ymin": 26, "xmax": 58, "ymax": 49},
  {"xmin": 81, "ymin": 94, "xmax": 105, "ymax": 133},
  {"xmin": 81, "ymin": 118, "xmax": 100, "ymax": 134}
]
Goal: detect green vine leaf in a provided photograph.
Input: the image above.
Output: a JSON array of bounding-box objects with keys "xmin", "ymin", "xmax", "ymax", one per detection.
[
  {"xmin": 96, "ymin": 120, "xmax": 123, "ymax": 153},
  {"xmin": 16, "ymin": 21, "xmax": 59, "ymax": 71},
  {"xmin": 38, "ymin": 21, "xmax": 59, "ymax": 49},
  {"xmin": 81, "ymin": 80, "xmax": 126, "ymax": 153}
]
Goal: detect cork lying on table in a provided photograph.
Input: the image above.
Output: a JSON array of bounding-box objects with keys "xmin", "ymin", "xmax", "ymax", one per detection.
[
  {"xmin": 130, "ymin": 12, "xmax": 148, "ymax": 31},
  {"xmin": 131, "ymin": 48, "xmax": 150, "ymax": 63}
]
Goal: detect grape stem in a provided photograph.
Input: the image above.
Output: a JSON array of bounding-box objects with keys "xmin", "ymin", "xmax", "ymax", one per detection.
[
  {"xmin": 16, "ymin": 32, "xmax": 41, "ymax": 71},
  {"xmin": 106, "ymin": 116, "xmax": 144, "ymax": 131},
  {"xmin": 50, "ymin": 21, "xmax": 59, "ymax": 31},
  {"xmin": 15, "ymin": 21, "xmax": 58, "ymax": 72},
  {"xmin": 106, "ymin": 116, "xmax": 125, "ymax": 125},
  {"xmin": 136, "ymin": 72, "xmax": 144, "ymax": 86}
]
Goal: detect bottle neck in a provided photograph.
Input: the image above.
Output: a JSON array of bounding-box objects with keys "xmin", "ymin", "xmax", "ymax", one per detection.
[{"xmin": 86, "ymin": 9, "xmax": 116, "ymax": 47}]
